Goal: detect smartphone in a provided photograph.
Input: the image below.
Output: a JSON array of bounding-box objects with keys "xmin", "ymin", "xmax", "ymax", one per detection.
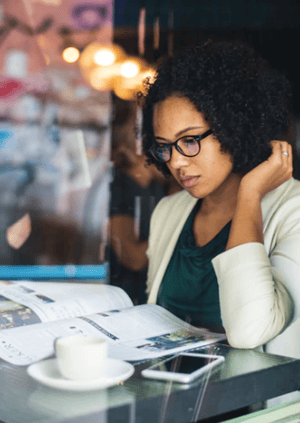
[{"xmin": 141, "ymin": 352, "xmax": 225, "ymax": 384}]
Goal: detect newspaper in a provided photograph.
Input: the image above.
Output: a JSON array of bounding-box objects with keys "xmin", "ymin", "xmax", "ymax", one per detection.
[{"xmin": 0, "ymin": 281, "xmax": 226, "ymax": 366}]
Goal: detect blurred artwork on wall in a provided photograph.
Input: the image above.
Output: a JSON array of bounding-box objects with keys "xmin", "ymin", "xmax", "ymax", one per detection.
[{"xmin": 0, "ymin": 0, "xmax": 113, "ymax": 267}]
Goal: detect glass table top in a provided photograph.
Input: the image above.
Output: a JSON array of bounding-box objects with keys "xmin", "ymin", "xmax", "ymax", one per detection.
[{"xmin": 0, "ymin": 343, "xmax": 299, "ymax": 423}]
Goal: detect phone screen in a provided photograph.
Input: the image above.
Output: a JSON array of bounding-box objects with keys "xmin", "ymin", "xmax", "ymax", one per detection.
[{"xmin": 155, "ymin": 355, "xmax": 219, "ymax": 374}]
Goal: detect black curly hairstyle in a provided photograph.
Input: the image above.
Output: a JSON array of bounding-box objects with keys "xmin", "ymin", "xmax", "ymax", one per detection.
[{"xmin": 139, "ymin": 40, "xmax": 292, "ymax": 176}]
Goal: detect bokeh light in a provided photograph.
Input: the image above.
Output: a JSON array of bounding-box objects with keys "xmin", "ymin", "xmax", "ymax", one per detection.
[
  {"xmin": 120, "ymin": 60, "xmax": 140, "ymax": 78},
  {"xmin": 62, "ymin": 47, "xmax": 80, "ymax": 63},
  {"xmin": 80, "ymin": 43, "xmax": 126, "ymax": 69},
  {"xmin": 94, "ymin": 49, "xmax": 116, "ymax": 66}
]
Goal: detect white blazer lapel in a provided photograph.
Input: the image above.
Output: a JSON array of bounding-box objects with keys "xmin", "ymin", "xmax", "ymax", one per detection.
[{"xmin": 148, "ymin": 192, "xmax": 198, "ymax": 303}]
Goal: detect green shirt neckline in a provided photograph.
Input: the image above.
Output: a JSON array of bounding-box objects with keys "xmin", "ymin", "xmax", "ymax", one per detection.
[{"xmin": 157, "ymin": 200, "xmax": 231, "ymax": 332}]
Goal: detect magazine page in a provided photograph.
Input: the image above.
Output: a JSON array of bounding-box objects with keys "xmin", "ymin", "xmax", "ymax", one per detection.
[
  {"xmin": 86, "ymin": 304, "xmax": 226, "ymax": 360},
  {"xmin": 0, "ymin": 281, "xmax": 133, "ymax": 330},
  {"xmin": 0, "ymin": 304, "xmax": 225, "ymax": 365}
]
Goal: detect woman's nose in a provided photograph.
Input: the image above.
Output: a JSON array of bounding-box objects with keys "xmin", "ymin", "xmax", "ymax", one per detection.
[{"xmin": 168, "ymin": 147, "xmax": 189, "ymax": 169}]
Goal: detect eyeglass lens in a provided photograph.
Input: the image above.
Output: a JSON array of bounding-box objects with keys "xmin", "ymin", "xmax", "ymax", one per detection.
[{"xmin": 154, "ymin": 136, "xmax": 200, "ymax": 162}]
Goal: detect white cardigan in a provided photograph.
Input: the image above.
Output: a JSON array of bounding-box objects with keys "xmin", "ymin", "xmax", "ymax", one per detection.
[{"xmin": 146, "ymin": 177, "xmax": 300, "ymax": 355}]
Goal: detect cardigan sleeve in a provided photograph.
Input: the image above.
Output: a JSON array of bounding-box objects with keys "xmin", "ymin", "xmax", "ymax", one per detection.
[
  {"xmin": 212, "ymin": 241, "xmax": 295, "ymax": 349},
  {"xmin": 212, "ymin": 182, "xmax": 300, "ymax": 350}
]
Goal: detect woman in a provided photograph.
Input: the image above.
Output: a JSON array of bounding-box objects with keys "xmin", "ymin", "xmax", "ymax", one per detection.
[{"xmin": 140, "ymin": 40, "xmax": 300, "ymax": 353}]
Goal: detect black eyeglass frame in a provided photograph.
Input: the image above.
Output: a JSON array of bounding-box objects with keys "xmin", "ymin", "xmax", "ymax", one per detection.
[{"xmin": 149, "ymin": 129, "xmax": 213, "ymax": 163}]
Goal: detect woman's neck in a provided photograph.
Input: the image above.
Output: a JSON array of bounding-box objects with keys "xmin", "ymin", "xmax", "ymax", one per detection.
[{"xmin": 200, "ymin": 173, "xmax": 242, "ymax": 217}]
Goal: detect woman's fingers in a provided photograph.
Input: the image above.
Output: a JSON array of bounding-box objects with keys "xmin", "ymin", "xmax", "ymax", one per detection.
[
  {"xmin": 240, "ymin": 140, "xmax": 293, "ymax": 199},
  {"xmin": 270, "ymin": 140, "xmax": 293, "ymax": 179},
  {"xmin": 281, "ymin": 142, "xmax": 293, "ymax": 178}
]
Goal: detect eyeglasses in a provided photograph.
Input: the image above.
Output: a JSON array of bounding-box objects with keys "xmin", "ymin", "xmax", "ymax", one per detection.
[{"xmin": 149, "ymin": 129, "xmax": 213, "ymax": 163}]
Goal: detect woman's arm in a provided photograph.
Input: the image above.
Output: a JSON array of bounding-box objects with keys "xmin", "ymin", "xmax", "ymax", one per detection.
[
  {"xmin": 213, "ymin": 240, "xmax": 295, "ymax": 349},
  {"xmin": 214, "ymin": 141, "xmax": 296, "ymax": 349}
]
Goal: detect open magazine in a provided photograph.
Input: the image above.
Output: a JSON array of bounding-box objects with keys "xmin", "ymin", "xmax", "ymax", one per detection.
[{"xmin": 0, "ymin": 281, "xmax": 226, "ymax": 366}]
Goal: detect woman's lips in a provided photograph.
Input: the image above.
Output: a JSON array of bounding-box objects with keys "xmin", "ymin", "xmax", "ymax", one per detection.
[{"xmin": 180, "ymin": 176, "xmax": 200, "ymax": 188}]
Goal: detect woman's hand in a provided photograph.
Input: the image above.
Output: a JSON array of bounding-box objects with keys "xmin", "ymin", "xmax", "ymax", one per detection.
[
  {"xmin": 226, "ymin": 141, "xmax": 293, "ymax": 251},
  {"xmin": 239, "ymin": 141, "xmax": 293, "ymax": 200}
]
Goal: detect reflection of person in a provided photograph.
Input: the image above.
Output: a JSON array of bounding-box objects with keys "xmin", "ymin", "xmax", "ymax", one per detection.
[
  {"xmin": 109, "ymin": 98, "xmax": 180, "ymax": 304},
  {"xmin": 140, "ymin": 40, "xmax": 300, "ymax": 353},
  {"xmin": 109, "ymin": 151, "xmax": 168, "ymax": 304}
]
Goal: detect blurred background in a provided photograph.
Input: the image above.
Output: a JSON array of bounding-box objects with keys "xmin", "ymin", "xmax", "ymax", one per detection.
[{"xmin": 0, "ymin": 0, "xmax": 299, "ymax": 302}]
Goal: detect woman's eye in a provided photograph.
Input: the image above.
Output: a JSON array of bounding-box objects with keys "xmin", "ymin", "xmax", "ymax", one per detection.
[{"xmin": 183, "ymin": 137, "xmax": 197, "ymax": 145}]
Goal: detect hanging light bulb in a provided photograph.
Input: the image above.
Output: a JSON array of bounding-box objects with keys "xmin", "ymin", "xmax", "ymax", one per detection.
[
  {"xmin": 79, "ymin": 43, "xmax": 127, "ymax": 91},
  {"xmin": 80, "ymin": 43, "xmax": 126, "ymax": 69},
  {"xmin": 94, "ymin": 49, "xmax": 116, "ymax": 66},
  {"xmin": 120, "ymin": 60, "xmax": 140, "ymax": 78},
  {"xmin": 62, "ymin": 47, "xmax": 80, "ymax": 63}
]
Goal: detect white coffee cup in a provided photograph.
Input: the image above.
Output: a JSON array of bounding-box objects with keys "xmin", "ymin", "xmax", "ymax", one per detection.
[{"xmin": 55, "ymin": 335, "xmax": 107, "ymax": 381}]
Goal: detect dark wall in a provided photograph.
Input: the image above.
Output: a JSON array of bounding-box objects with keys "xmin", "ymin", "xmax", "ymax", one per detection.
[
  {"xmin": 114, "ymin": 0, "xmax": 300, "ymax": 178},
  {"xmin": 115, "ymin": 0, "xmax": 300, "ymax": 29},
  {"xmin": 114, "ymin": 1, "xmax": 300, "ymax": 113}
]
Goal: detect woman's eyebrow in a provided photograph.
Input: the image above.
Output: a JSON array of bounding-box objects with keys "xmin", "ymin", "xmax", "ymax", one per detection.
[{"xmin": 155, "ymin": 126, "xmax": 204, "ymax": 141}]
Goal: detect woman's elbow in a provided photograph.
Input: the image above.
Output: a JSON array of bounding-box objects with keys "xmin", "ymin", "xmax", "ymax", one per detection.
[
  {"xmin": 224, "ymin": 316, "xmax": 287, "ymax": 349},
  {"xmin": 225, "ymin": 328, "xmax": 264, "ymax": 349}
]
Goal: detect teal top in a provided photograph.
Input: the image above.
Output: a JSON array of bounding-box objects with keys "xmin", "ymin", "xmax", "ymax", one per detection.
[{"xmin": 157, "ymin": 200, "xmax": 231, "ymax": 332}]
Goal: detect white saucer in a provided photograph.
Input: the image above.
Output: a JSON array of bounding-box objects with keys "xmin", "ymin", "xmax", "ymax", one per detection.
[{"xmin": 27, "ymin": 358, "xmax": 135, "ymax": 391}]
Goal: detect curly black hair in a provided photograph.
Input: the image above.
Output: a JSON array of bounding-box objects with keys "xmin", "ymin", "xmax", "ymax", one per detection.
[{"xmin": 139, "ymin": 40, "xmax": 292, "ymax": 176}]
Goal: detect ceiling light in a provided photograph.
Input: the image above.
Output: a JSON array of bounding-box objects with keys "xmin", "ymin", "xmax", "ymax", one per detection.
[
  {"xmin": 62, "ymin": 47, "xmax": 80, "ymax": 63},
  {"xmin": 120, "ymin": 60, "xmax": 140, "ymax": 78},
  {"xmin": 94, "ymin": 49, "xmax": 116, "ymax": 66}
]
